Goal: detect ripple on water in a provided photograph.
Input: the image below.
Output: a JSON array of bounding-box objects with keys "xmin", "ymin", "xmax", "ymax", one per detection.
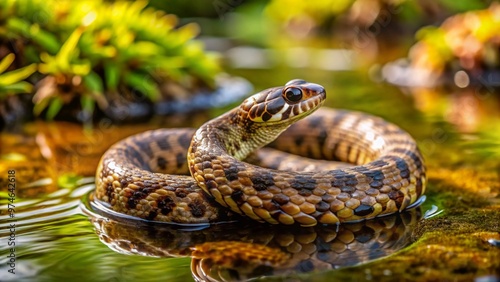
[{"xmin": 0, "ymin": 177, "xmax": 96, "ymax": 280}]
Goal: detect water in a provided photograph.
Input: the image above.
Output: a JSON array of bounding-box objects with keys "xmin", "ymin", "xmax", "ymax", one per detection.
[{"xmin": 1, "ymin": 71, "xmax": 499, "ymax": 281}]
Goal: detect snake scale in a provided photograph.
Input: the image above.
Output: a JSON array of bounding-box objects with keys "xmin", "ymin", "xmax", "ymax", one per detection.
[{"xmin": 95, "ymin": 79, "xmax": 426, "ymax": 226}]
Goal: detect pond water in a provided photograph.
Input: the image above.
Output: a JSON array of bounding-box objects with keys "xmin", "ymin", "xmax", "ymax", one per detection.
[{"xmin": 0, "ymin": 70, "xmax": 499, "ymax": 281}]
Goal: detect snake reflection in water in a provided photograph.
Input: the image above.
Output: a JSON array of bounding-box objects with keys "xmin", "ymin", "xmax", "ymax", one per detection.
[{"xmin": 82, "ymin": 197, "xmax": 422, "ymax": 281}]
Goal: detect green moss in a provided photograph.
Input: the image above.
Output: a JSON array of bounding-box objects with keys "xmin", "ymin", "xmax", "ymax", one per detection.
[
  {"xmin": 321, "ymin": 163, "xmax": 500, "ymax": 281},
  {"xmin": 294, "ymin": 208, "xmax": 500, "ymax": 282}
]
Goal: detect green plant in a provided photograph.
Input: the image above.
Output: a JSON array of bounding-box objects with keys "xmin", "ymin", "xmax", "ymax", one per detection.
[
  {"xmin": 0, "ymin": 53, "xmax": 36, "ymax": 99},
  {"xmin": 0, "ymin": 0, "xmax": 221, "ymax": 121},
  {"xmin": 408, "ymin": 4, "xmax": 500, "ymax": 74}
]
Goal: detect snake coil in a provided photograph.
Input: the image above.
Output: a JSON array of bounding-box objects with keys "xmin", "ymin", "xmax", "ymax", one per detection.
[{"xmin": 95, "ymin": 79, "xmax": 426, "ymax": 226}]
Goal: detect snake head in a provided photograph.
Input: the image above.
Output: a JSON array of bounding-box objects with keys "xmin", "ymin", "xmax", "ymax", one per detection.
[{"xmin": 243, "ymin": 79, "xmax": 326, "ymax": 124}]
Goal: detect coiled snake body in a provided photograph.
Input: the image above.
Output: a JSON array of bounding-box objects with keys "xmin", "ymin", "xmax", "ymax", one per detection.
[{"xmin": 95, "ymin": 79, "xmax": 426, "ymax": 226}]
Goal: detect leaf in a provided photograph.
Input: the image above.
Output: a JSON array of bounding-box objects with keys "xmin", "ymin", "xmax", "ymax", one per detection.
[
  {"xmin": 148, "ymin": 56, "xmax": 185, "ymax": 69},
  {"xmin": 30, "ymin": 26, "xmax": 61, "ymax": 55},
  {"xmin": 70, "ymin": 62, "xmax": 91, "ymax": 76},
  {"xmin": 7, "ymin": 19, "xmax": 60, "ymax": 54},
  {"xmin": 39, "ymin": 52, "xmax": 90, "ymax": 76},
  {"xmin": 176, "ymin": 22, "xmax": 200, "ymax": 42},
  {"xmin": 0, "ymin": 64, "xmax": 37, "ymax": 86},
  {"xmin": 83, "ymin": 71, "xmax": 109, "ymax": 110},
  {"xmin": 33, "ymin": 95, "xmax": 52, "ymax": 116},
  {"xmin": 56, "ymin": 27, "xmax": 85, "ymax": 71},
  {"xmin": 0, "ymin": 53, "xmax": 15, "ymax": 73},
  {"xmin": 103, "ymin": 62, "xmax": 119, "ymax": 91},
  {"xmin": 6, "ymin": 17, "xmax": 31, "ymax": 36},
  {"xmin": 83, "ymin": 71, "xmax": 104, "ymax": 93},
  {"xmin": 38, "ymin": 52, "xmax": 58, "ymax": 74},
  {"xmin": 46, "ymin": 96, "xmax": 64, "ymax": 120},
  {"xmin": 80, "ymin": 95, "xmax": 95, "ymax": 124},
  {"xmin": 0, "ymin": 82, "xmax": 33, "ymax": 96},
  {"xmin": 124, "ymin": 71, "xmax": 160, "ymax": 101},
  {"xmin": 80, "ymin": 95, "xmax": 95, "ymax": 115},
  {"xmin": 123, "ymin": 41, "xmax": 162, "ymax": 60}
]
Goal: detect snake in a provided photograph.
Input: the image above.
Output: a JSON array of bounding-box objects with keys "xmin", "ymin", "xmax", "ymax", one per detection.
[{"xmin": 95, "ymin": 79, "xmax": 426, "ymax": 227}]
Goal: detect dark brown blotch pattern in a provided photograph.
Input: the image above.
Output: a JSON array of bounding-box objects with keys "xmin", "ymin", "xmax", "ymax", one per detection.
[
  {"xmin": 290, "ymin": 175, "xmax": 317, "ymax": 190},
  {"xmin": 231, "ymin": 190, "xmax": 245, "ymax": 205},
  {"xmin": 175, "ymin": 152, "xmax": 185, "ymax": 169},
  {"xmin": 157, "ymin": 157, "xmax": 167, "ymax": 170},
  {"xmin": 189, "ymin": 199, "xmax": 207, "ymax": 218},
  {"xmin": 251, "ymin": 172, "xmax": 274, "ymax": 191},
  {"xmin": 224, "ymin": 167, "xmax": 239, "ymax": 181},
  {"xmin": 354, "ymin": 204, "xmax": 375, "ymax": 216},
  {"xmin": 157, "ymin": 196, "xmax": 176, "ymax": 215},
  {"xmin": 272, "ymin": 194, "xmax": 290, "ymax": 205},
  {"xmin": 178, "ymin": 132, "xmax": 192, "ymax": 149},
  {"xmin": 388, "ymin": 190, "xmax": 405, "ymax": 209}
]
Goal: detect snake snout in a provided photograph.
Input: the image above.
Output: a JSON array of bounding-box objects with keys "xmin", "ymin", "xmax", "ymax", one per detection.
[{"xmin": 302, "ymin": 83, "xmax": 326, "ymax": 102}]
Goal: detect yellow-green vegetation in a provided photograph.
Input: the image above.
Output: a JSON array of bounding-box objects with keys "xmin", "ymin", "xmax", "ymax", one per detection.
[
  {"xmin": 0, "ymin": 0, "xmax": 220, "ymax": 120},
  {"xmin": 377, "ymin": 147, "xmax": 500, "ymax": 280},
  {"xmin": 264, "ymin": 0, "xmax": 491, "ymax": 36},
  {"xmin": 265, "ymin": 0, "xmax": 353, "ymax": 25},
  {"xmin": 409, "ymin": 3, "xmax": 500, "ymax": 74},
  {"xmin": 0, "ymin": 53, "xmax": 36, "ymax": 98}
]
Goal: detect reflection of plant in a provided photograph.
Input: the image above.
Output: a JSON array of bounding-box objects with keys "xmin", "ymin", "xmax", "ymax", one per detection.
[
  {"xmin": 462, "ymin": 125, "xmax": 500, "ymax": 158},
  {"xmin": 0, "ymin": 54, "xmax": 36, "ymax": 99},
  {"xmin": 0, "ymin": 0, "xmax": 220, "ymax": 121}
]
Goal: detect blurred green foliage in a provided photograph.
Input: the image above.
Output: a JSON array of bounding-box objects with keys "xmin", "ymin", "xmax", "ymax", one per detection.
[
  {"xmin": 265, "ymin": 0, "xmax": 353, "ymax": 25},
  {"xmin": 264, "ymin": 0, "xmax": 492, "ymax": 27},
  {"xmin": 234, "ymin": 0, "xmax": 494, "ymax": 48},
  {"xmin": 0, "ymin": 53, "xmax": 36, "ymax": 99},
  {"xmin": 0, "ymin": 0, "xmax": 220, "ymax": 120},
  {"xmin": 409, "ymin": 4, "xmax": 500, "ymax": 73},
  {"xmin": 148, "ymin": 0, "xmax": 221, "ymax": 18}
]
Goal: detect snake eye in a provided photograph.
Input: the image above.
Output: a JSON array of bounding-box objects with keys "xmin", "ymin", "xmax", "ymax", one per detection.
[{"xmin": 283, "ymin": 87, "xmax": 303, "ymax": 103}]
